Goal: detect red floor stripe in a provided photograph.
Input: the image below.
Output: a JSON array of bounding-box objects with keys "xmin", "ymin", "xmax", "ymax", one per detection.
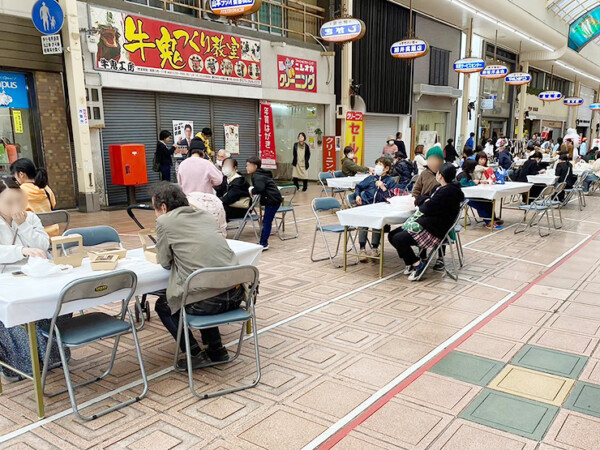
[{"xmin": 319, "ymin": 229, "xmax": 600, "ymax": 449}]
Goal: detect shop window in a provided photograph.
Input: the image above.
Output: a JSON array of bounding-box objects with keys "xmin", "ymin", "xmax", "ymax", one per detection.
[
  {"xmin": 429, "ymin": 47, "xmax": 450, "ymax": 86},
  {"xmin": 530, "ymin": 69, "xmax": 544, "ymax": 91},
  {"xmin": 85, "ymin": 86, "xmax": 104, "ymax": 128},
  {"xmin": 259, "ymin": 0, "xmax": 283, "ymax": 35},
  {"xmin": 126, "ymin": 0, "xmax": 197, "ymax": 17}
]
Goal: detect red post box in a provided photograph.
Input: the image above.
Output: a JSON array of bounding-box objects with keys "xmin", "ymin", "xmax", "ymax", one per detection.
[{"xmin": 109, "ymin": 144, "xmax": 148, "ymax": 186}]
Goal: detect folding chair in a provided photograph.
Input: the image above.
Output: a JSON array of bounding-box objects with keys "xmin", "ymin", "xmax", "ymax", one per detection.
[
  {"xmin": 346, "ymin": 192, "xmax": 358, "ymax": 208},
  {"xmin": 227, "ymin": 195, "xmax": 261, "ymax": 241},
  {"xmin": 549, "ymin": 182, "xmax": 566, "ymax": 229},
  {"xmin": 37, "ymin": 210, "xmax": 70, "ymax": 235},
  {"xmin": 318, "ymin": 172, "xmax": 334, "ymax": 197},
  {"xmin": 310, "ymin": 197, "xmax": 357, "ymax": 268},
  {"xmin": 514, "ymin": 185, "xmax": 555, "ymax": 237},
  {"xmin": 451, "ymin": 200, "xmax": 469, "ymax": 268},
  {"xmin": 40, "ymin": 270, "xmax": 148, "ymax": 421},
  {"xmin": 275, "ymin": 186, "xmax": 299, "ymax": 240},
  {"xmin": 563, "ymin": 171, "xmax": 588, "ymax": 211},
  {"xmin": 407, "ymin": 175, "xmax": 419, "ymax": 194},
  {"xmin": 174, "ymin": 265, "xmax": 260, "ymax": 399}
]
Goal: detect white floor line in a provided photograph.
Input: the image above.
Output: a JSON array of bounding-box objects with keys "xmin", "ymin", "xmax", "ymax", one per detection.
[
  {"xmin": 462, "ymin": 223, "xmax": 518, "ymax": 248},
  {"xmin": 302, "ymin": 291, "xmax": 516, "ymax": 450},
  {"xmin": 553, "ymin": 228, "xmax": 592, "ymax": 236},
  {"xmin": 563, "ymin": 217, "xmax": 600, "ymax": 225},
  {"xmin": 546, "ymin": 235, "xmax": 593, "ymax": 268},
  {"xmin": 457, "ymin": 276, "xmax": 516, "ymax": 294},
  {"xmin": 463, "ymin": 247, "xmax": 548, "ymax": 267}
]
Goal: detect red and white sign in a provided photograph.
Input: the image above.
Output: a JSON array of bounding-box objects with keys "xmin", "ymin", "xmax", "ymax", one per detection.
[
  {"xmin": 277, "ymin": 55, "xmax": 317, "ymax": 93},
  {"xmin": 323, "ymin": 136, "xmax": 336, "ymax": 172},
  {"xmin": 260, "ymin": 102, "xmax": 276, "ymax": 169}
]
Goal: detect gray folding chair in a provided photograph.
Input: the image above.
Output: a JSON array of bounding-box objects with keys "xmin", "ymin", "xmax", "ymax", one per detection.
[
  {"xmin": 318, "ymin": 172, "xmax": 334, "ymax": 197},
  {"xmin": 563, "ymin": 170, "xmax": 588, "ymax": 211},
  {"xmin": 275, "ymin": 186, "xmax": 299, "ymax": 240},
  {"xmin": 37, "ymin": 210, "xmax": 70, "ymax": 235},
  {"xmin": 227, "ymin": 195, "xmax": 261, "ymax": 241},
  {"xmin": 174, "ymin": 265, "xmax": 260, "ymax": 399},
  {"xmin": 514, "ymin": 185, "xmax": 555, "ymax": 237},
  {"xmin": 40, "ymin": 270, "xmax": 147, "ymax": 421},
  {"xmin": 549, "ymin": 181, "xmax": 566, "ymax": 229}
]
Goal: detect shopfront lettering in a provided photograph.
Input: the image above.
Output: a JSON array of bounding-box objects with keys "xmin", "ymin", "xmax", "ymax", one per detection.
[{"xmin": 277, "ymin": 55, "xmax": 317, "ymax": 93}]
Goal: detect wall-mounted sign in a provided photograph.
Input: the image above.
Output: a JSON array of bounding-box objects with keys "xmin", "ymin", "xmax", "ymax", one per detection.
[
  {"xmin": 480, "ymin": 64, "xmax": 509, "ymax": 79},
  {"xmin": 323, "ymin": 136, "xmax": 336, "ymax": 172},
  {"xmin": 539, "ymin": 91, "xmax": 563, "ymax": 102},
  {"xmin": 260, "ymin": 102, "xmax": 276, "ymax": 169},
  {"xmin": 320, "ymin": 18, "xmax": 365, "ymax": 43},
  {"xmin": 344, "ymin": 112, "xmax": 364, "ymax": 165},
  {"xmin": 480, "ymin": 99, "xmax": 494, "ymax": 110},
  {"xmin": 564, "ymin": 97, "xmax": 584, "ymax": 106},
  {"xmin": 590, "ymin": 103, "xmax": 600, "ymax": 110},
  {"xmin": 453, "ymin": 57, "xmax": 485, "ymax": 74},
  {"xmin": 390, "ymin": 39, "xmax": 429, "ymax": 59},
  {"xmin": 31, "ymin": 0, "xmax": 64, "ymax": 35},
  {"xmin": 505, "ymin": 72, "xmax": 531, "ymax": 86},
  {"xmin": 568, "ymin": 5, "xmax": 600, "ymax": 52},
  {"xmin": 89, "ymin": 6, "xmax": 261, "ymax": 86},
  {"xmin": 224, "ymin": 123, "xmax": 239, "ymax": 154},
  {"xmin": 0, "ymin": 72, "xmax": 29, "ymax": 109},
  {"xmin": 41, "ymin": 34, "xmax": 62, "ymax": 55},
  {"xmin": 277, "ymin": 55, "xmax": 317, "ymax": 93},
  {"xmin": 209, "ymin": 0, "xmax": 262, "ymax": 17}
]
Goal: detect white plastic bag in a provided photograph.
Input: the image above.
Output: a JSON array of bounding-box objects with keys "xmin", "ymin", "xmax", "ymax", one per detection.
[{"xmin": 21, "ymin": 257, "xmax": 72, "ymax": 277}]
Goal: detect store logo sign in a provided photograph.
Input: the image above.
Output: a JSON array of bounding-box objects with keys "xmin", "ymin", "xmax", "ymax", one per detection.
[
  {"xmin": 539, "ymin": 91, "xmax": 563, "ymax": 101},
  {"xmin": 0, "ymin": 72, "xmax": 29, "ymax": 109},
  {"xmin": 590, "ymin": 103, "xmax": 600, "ymax": 110},
  {"xmin": 320, "ymin": 18, "xmax": 365, "ymax": 43},
  {"xmin": 505, "ymin": 72, "xmax": 531, "ymax": 85},
  {"xmin": 390, "ymin": 39, "xmax": 429, "ymax": 59},
  {"xmin": 453, "ymin": 58, "xmax": 486, "ymax": 73},
  {"xmin": 563, "ymin": 97, "xmax": 584, "ymax": 106},
  {"xmin": 209, "ymin": 0, "xmax": 262, "ymax": 17},
  {"xmin": 480, "ymin": 64, "xmax": 509, "ymax": 79}
]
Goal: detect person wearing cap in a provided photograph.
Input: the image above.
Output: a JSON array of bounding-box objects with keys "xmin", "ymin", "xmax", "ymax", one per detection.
[
  {"xmin": 177, "ymin": 138, "xmax": 223, "ymax": 195},
  {"xmin": 412, "ymin": 144, "xmax": 444, "ymax": 202},
  {"xmin": 196, "ymin": 127, "xmax": 214, "ymax": 160},
  {"xmin": 580, "ymin": 138, "xmax": 588, "ymax": 158},
  {"xmin": 382, "ymin": 135, "xmax": 399, "ymax": 158}
]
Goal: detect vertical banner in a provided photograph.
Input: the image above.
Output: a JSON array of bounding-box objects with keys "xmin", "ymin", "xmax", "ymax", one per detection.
[
  {"xmin": 323, "ymin": 136, "xmax": 336, "ymax": 172},
  {"xmin": 12, "ymin": 111, "xmax": 23, "ymax": 134},
  {"xmin": 344, "ymin": 111, "xmax": 364, "ymax": 165},
  {"xmin": 224, "ymin": 124, "xmax": 239, "ymax": 154},
  {"xmin": 260, "ymin": 102, "xmax": 276, "ymax": 169}
]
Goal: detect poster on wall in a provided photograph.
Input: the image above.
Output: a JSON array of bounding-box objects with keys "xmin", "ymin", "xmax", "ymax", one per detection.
[
  {"xmin": 0, "ymin": 72, "xmax": 29, "ymax": 109},
  {"xmin": 323, "ymin": 136, "xmax": 336, "ymax": 172},
  {"xmin": 224, "ymin": 124, "xmax": 240, "ymax": 154},
  {"xmin": 260, "ymin": 103, "xmax": 276, "ymax": 169},
  {"xmin": 344, "ymin": 111, "xmax": 364, "ymax": 166},
  {"xmin": 173, "ymin": 120, "xmax": 193, "ymax": 151},
  {"xmin": 418, "ymin": 131, "xmax": 438, "ymax": 149},
  {"xmin": 277, "ymin": 55, "xmax": 317, "ymax": 93},
  {"xmin": 89, "ymin": 6, "xmax": 262, "ymax": 86}
]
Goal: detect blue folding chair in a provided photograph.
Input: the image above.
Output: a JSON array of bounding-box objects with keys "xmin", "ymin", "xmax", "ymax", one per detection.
[{"xmin": 275, "ymin": 186, "xmax": 299, "ymax": 240}]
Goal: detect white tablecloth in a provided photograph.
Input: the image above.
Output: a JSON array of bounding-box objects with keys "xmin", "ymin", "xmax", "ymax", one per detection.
[
  {"xmin": 0, "ymin": 240, "xmax": 263, "ymax": 328},
  {"xmin": 326, "ymin": 174, "xmax": 369, "ymax": 189},
  {"xmin": 527, "ymin": 174, "xmax": 557, "ymax": 185},
  {"xmin": 514, "ymin": 157, "xmax": 556, "ymax": 167},
  {"xmin": 336, "ymin": 197, "xmax": 416, "ymax": 229},
  {"xmin": 461, "ymin": 182, "xmax": 532, "ymax": 201}
]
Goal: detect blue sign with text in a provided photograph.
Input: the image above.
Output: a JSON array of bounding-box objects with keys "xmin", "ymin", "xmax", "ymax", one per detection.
[
  {"xmin": 31, "ymin": 0, "xmax": 64, "ymax": 35},
  {"xmin": 0, "ymin": 72, "xmax": 29, "ymax": 109}
]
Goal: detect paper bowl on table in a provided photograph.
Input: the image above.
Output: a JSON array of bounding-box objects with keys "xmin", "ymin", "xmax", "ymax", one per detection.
[
  {"xmin": 88, "ymin": 248, "xmax": 127, "ymax": 261},
  {"xmin": 90, "ymin": 254, "xmax": 119, "ymax": 271}
]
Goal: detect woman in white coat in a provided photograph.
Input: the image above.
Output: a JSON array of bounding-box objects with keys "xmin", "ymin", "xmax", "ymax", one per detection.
[{"xmin": 0, "ymin": 176, "xmax": 67, "ymax": 382}]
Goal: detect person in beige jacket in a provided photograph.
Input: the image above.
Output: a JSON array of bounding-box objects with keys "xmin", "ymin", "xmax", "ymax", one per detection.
[
  {"xmin": 412, "ymin": 145, "xmax": 444, "ymax": 202},
  {"xmin": 151, "ymin": 182, "xmax": 243, "ymax": 371}
]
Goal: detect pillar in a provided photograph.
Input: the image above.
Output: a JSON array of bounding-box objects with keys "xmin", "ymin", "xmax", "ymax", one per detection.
[
  {"xmin": 340, "ymin": 0, "xmax": 353, "ymax": 161},
  {"xmin": 459, "ymin": 74, "xmax": 470, "ymax": 148},
  {"xmin": 516, "ymin": 61, "xmax": 529, "ymax": 141}
]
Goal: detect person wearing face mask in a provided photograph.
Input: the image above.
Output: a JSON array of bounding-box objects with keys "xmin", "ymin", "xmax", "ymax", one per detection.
[
  {"xmin": 382, "ymin": 135, "xmax": 399, "ymax": 158},
  {"xmin": 292, "ymin": 132, "xmax": 311, "ymax": 192},
  {"xmin": 219, "ymin": 158, "xmax": 251, "ymax": 221},
  {"xmin": 341, "ymin": 146, "xmax": 370, "ymax": 176},
  {"xmin": 214, "ymin": 149, "xmax": 231, "ymax": 198},
  {"xmin": 388, "ymin": 164, "xmax": 464, "ymax": 281},
  {"xmin": 176, "ymin": 139, "xmax": 224, "ymax": 195},
  {"xmin": 354, "ymin": 157, "xmax": 397, "ymax": 262}
]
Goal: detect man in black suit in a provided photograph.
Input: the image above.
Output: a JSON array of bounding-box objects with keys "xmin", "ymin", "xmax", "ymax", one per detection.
[{"xmin": 155, "ymin": 130, "xmax": 175, "ymax": 181}]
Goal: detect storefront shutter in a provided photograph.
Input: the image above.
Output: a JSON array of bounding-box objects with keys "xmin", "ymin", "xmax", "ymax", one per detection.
[
  {"xmin": 363, "ymin": 114, "xmax": 401, "ymax": 166},
  {"xmin": 211, "ymin": 97, "xmax": 258, "ymax": 172},
  {"xmin": 157, "ymin": 92, "xmax": 211, "ymax": 139},
  {"xmin": 101, "ymin": 89, "xmax": 157, "ymax": 205}
]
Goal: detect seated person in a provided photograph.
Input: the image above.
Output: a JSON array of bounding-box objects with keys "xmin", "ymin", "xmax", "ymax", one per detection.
[
  {"xmin": 413, "ymin": 145, "xmax": 427, "ymax": 174},
  {"xmin": 152, "ymin": 182, "xmax": 244, "ymax": 370},
  {"xmin": 473, "ymin": 152, "xmax": 496, "ymax": 184},
  {"xmin": 355, "ymin": 157, "xmax": 396, "ymax": 261},
  {"xmin": 412, "ymin": 145, "xmax": 444, "ymax": 202},
  {"xmin": 584, "ymin": 146, "xmax": 599, "ymax": 163},
  {"xmin": 498, "ymin": 145, "xmax": 513, "ymax": 171},
  {"xmin": 388, "ymin": 164, "xmax": 464, "ymax": 281},
  {"xmin": 187, "ymin": 192, "xmax": 227, "ymax": 237},
  {"xmin": 458, "ymin": 160, "xmax": 502, "ymax": 229},
  {"xmin": 0, "ymin": 176, "xmax": 68, "ymax": 382},
  {"xmin": 555, "ymin": 153, "xmax": 576, "ymax": 200},
  {"xmin": 584, "ymin": 157, "xmax": 600, "ymax": 194},
  {"xmin": 517, "ymin": 150, "xmax": 544, "ymax": 202},
  {"xmin": 219, "ymin": 158, "xmax": 251, "ymax": 221},
  {"xmin": 391, "ymin": 152, "xmax": 415, "ymax": 190},
  {"xmin": 341, "ymin": 146, "xmax": 370, "ymax": 176}
]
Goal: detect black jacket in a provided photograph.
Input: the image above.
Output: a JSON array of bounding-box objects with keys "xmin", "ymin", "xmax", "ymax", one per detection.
[
  {"xmin": 416, "ymin": 183, "xmax": 465, "ymax": 239},
  {"xmin": 498, "ymin": 150, "xmax": 513, "ymax": 170},
  {"xmin": 394, "ymin": 140, "xmax": 407, "ymax": 159},
  {"xmin": 251, "ymin": 168, "xmax": 283, "ymax": 207},
  {"xmin": 155, "ymin": 141, "xmax": 175, "ymax": 166},
  {"xmin": 556, "ymin": 161, "xmax": 576, "ymax": 189},
  {"xmin": 214, "ymin": 174, "xmax": 228, "ymax": 198},
  {"xmin": 392, "ymin": 159, "xmax": 414, "ymax": 187},
  {"xmin": 221, "ymin": 175, "xmax": 251, "ymax": 206},
  {"xmin": 292, "ymin": 143, "xmax": 310, "ymax": 170},
  {"xmin": 444, "ymin": 145, "xmax": 459, "ymax": 163},
  {"xmin": 516, "ymin": 159, "xmax": 540, "ymax": 182}
]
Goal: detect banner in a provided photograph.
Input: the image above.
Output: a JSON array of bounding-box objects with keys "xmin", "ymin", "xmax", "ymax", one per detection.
[
  {"xmin": 90, "ymin": 6, "xmax": 261, "ymax": 86},
  {"xmin": 260, "ymin": 103, "xmax": 276, "ymax": 169},
  {"xmin": 323, "ymin": 136, "xmax": 336, "ymax": 172},
  {"xmin": 277, "ymin": 55, "xmax": 317, "ymax": 93},
  {"xmin": 224, "ymin": 124, "xmax": 239, "ymax": 154},
  {"xmin": 344, "ymin": 112, "xmax": 364, "ymax": 166}
]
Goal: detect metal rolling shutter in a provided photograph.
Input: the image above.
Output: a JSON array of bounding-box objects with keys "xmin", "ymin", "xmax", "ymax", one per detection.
[
  {"xmin": 363, "ymin": 114, "xmax": 400, "ymax": 166},
  {"xmin": 101, "ymin": 89, "xmax": 157, "ymax": 205},
  {"xmin": 212, "ymin": 97, "xmax": 258, "ymax": 172},
  {"xmin": 157, "ymin": 92, "xmax": 211, "ymax": 138}
]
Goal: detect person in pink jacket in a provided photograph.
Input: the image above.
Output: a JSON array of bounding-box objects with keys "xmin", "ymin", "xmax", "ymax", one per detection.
[{"xmin": 177, "ymin": 138, "xmax": 223, "ymax": 195}]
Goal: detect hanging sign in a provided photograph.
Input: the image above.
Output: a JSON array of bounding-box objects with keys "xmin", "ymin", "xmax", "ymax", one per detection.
[
  {"xmin": 344, "ymin": 112, "xmax": 364, "ymax": 165},
  {"xmin": 390, "ymin": 39, "xmax": 429, "ymax": 59},
  {"xmin": 480, "ymin": 64, "xmax": 509, "ymax": 79},
  {"xmin": 505, "ymin": 72, "xmax": 531, "ymax": 86},
  {"xmin": 590, "ymin": 103, "xmax": 600, "ymax": 110},
  {"xmin": 277, "ymin": 55, "xmax": 317, "ymax": 93},
  {"xmin": 454, "ymin": 58, "xmax": 485, "ymax": 73},
  {"xmin": 224, "ymin": 123, "xmax": 240, "ymax": 154},
  {"xmin": 31, "ymin": 0, "xmax": 64, "ymax": 35},
  {"xmin": 323, "ymin": 136, "xmax": 336, "ymax": 172},
  {"xmin": 539, "ymin": 91, "xmax": 563, "ymax": 102},
  {"xmin": 320, "ymin": 18, "xmax": 365, "ymax": 43},
  {"xmin": 563, "ymin": 97, "xmax": 584, "ymax": 106},
  {"xmin": 260, "ymin": 103, "xmax": 276, "ymax": 169},
  {"xmin": 209, "ymin": 0, "xmax": 262, "ymax": 17}
]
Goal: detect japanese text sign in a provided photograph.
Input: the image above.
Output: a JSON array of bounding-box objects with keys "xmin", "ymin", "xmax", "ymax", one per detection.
[
  {"xmin": 344, "ymin": 112, "xmax": 364, "ymax": 166},
  {"xmin": 90, "ymin": 6, "xmax": 261, "ymax": 86},
  {"xmin": 277, "ymin": 55, "xmax": 317, "ymax": 93},
  {"xmin": 320, "ymin": 18, "xmax": 365, "ymax": 43},
  {"xmin": 323, "ymin": 136, "xmax": 336, "ymax": 172},
  {"xmin": 260, "ymin": 103, "xmax": 276, "ymax": 169},
  {"xmin": 390, "ymin": 39, "xmax": 428, "ymax": 59},
  {"xmin": 210, "ymin": 0, "xmax": 262, "ymax": 17}
]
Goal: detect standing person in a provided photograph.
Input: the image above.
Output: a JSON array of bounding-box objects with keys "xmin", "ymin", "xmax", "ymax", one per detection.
[
  {"xmin": 466, "ymin": 132, "xmax": 475, "ymax": 151},
  {"xmin": 247, "ymin": 156, "xmax": 282, "ymax": 250},
  {"xmin": 292, "ymin": 132, "xmax": 310, "ymax": 192},
  {"xmin": 155, "ymin": 130, "xmax": 175, "ymax": 182},
  {"xmin": 412, "ymin": 145, "xmax": 444, "ymax": 201},
  {"xmin": 382, "ymin": 136, "xmax": 399, "ymax": 158},
  {"xmin": 394, "ymin": 132, "xmax": 407, "ymax": 159},
  {"xmin": 444, "ymin": 139, "xmax": 459, "ymax": 164},
  {"xmin": 220, "ymin": 158, "xmax": 251, "ymax": 221},
  {"xmin": 10, "ymin": 158, "xmax": 58, "ymax": 237},
  {"xmin": 484, "ymin": 139, "xmax": 494, "ymax": 158},
  {"xmin": 151, "ymin": 182, "xmax": 243, "ymax": 369},
  {"xmin": 176, "ymin": 139, "xmax": 223, "ymax": 195},
  {"xmin": 341, "ymin": 146, "xmax": 370, "ymax": 176},
  {"xmin": 580, "ymin": 138, "xmax": 588, "ymax": 158},
  {"xmin": 413, "ymin": 145, "xmax": 427, "ymax": 174},
  {"xmin": 196, "ymin": 128, "xmax": 213, "ymax": 160}
]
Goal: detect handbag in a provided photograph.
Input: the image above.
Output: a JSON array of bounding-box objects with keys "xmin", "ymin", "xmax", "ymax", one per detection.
[
  {"xmin": 230, "ymin": 197, "xmax": 250, "ymax": 209},
  {"xmin": 401, "ymin": 210, "xmax": 424, "ymax": 233}
]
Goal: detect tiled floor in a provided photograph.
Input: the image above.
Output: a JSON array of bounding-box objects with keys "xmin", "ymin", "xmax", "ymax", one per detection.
[{"xmin": 2, "ymin": 185, "xmax": 600, "ymax": 449}]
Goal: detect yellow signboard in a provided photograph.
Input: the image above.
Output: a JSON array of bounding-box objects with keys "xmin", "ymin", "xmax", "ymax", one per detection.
[
  {"xmin": 344, "ymin": 111, "xmax": 365, "ymax": 165},
  {"xmin": 12, "ymin": 110, "xmax": 23, "ymax": 134}
]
